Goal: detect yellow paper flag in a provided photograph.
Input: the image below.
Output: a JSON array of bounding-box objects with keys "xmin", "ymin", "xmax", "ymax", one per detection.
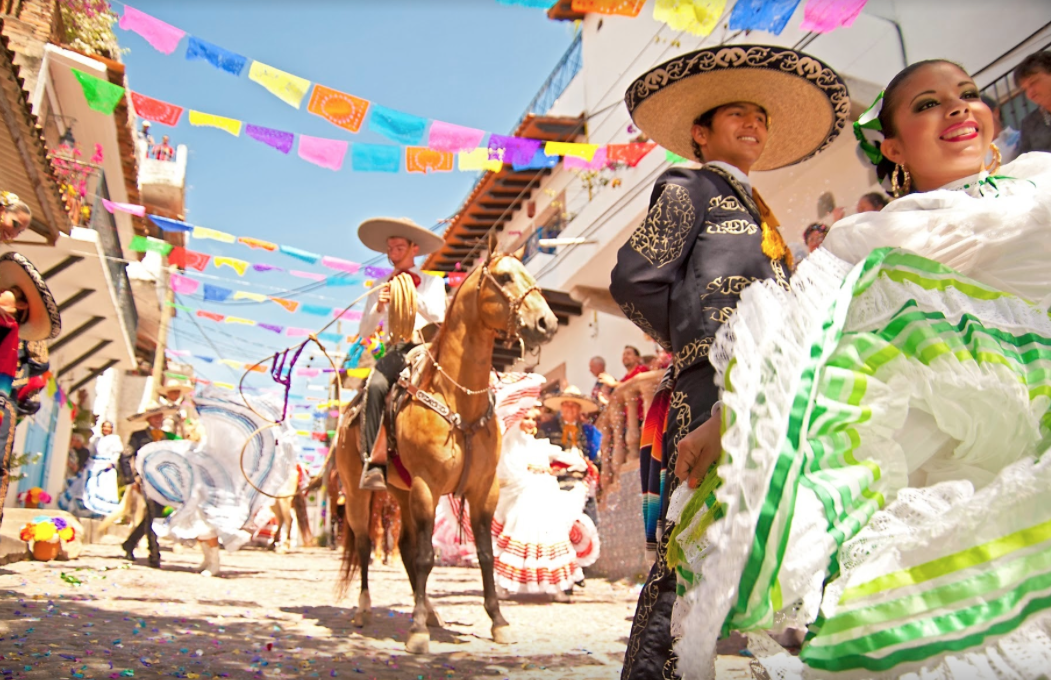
[
  {"xmin": 292, "ymin": 413, "xmax": 312, "ymax": 421},
  {"xmin": 248, "ymin": 60, "xmax": 311, "ymax": 109},
  {"xmin": 545, "ymin": 141, "xmax": 599, "ymax": 161},
  {"xmin": 344, "ymin": 368, "xmax": 370, "ymax": 378},
  {"xmin": 224, "ymin": 316, "xmax": 256, "ymax": 325},
  {"xmin": 213, "ymin": 382, "xmax": 235, "ymax": 390},
  {"xmin": 458, "ymin": 148, "xmax": 502, "ymax": 172},
  {"xmin": 219, "ymin": 359, "xmax": 243, "ymax": 368},
  {"xmin": 653, "ymin": 0, "xmax": 726, "ymax": 36},
  {"xmin": 188, "ymin": 110, "xmax": 242, "ymax": 136},
  {"xmin": 214, "ymin": 256, "xmax": 249, "ymax": 276},
  {"xmin": 233, "ymin": 291, "xmax": 268, "ymax": 302},
  {"xmin": 295, "ymin": 430, "xmax": 311, "ymax": 436},
  {"xmin": 193, "ymin": 226, "xmax": 235, "ymax": 243}
]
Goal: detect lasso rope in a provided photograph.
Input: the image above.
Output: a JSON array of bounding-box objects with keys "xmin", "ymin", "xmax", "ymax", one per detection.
[{"xmin": 387, "ymin": 272, "xmax": 418, "ymax": 345}]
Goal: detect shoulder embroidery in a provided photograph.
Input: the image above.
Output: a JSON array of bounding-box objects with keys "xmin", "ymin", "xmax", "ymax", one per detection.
[
  {"xmin": 770, "ymin": 259, "xmax": 790, "ymax": 290},
  {"xmin": 708, "ymin": 195, "xmax": 746, "ymax": 213},
  {"xmin": 703, "ymin": 307, "xmax": 735, "ymax": 324},
  {"xmin": 705, "ymin": 219, "xmax": 757, "ymax": 235},
  {"xmin": 629, "ymin": 184, "xmax": 696, "ymax": 268},
  {"xmin": 701, "ymin": 276, "xmax": 761, "ymax": 300},
  {"xmin": 619, "ymin": 301, "xmax": 671, "ymax": 351},
  {"xmin": 674, "ymin": 337, "xmax": 712, "ymax": 372},
  {"xmin": 669, "ymin": 391, "xmax": 692, "ymax": 449}
]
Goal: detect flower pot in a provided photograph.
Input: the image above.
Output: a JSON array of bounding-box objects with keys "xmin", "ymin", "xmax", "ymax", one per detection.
[
  {"xmin": 32, "ymin": 539, "xmax": 60, "ymax": 562},
  {"xmin": 23, "ymin": 500, "xmax": 38, "ymax": 509}
]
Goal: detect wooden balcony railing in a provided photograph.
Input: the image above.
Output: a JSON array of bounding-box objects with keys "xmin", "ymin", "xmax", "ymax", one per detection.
[{"xmin": 594, "ymin": 369, "xmax": 660, "ymax": 503}]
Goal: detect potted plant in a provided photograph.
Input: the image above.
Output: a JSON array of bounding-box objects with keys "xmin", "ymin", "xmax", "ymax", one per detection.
[
  {"xmin": 16, "ymin": 487, "xmax": 52, "ymax": 509},
  {"xmin": 19, "ymin": 517, "xmax": 76, "ymax": 562}
]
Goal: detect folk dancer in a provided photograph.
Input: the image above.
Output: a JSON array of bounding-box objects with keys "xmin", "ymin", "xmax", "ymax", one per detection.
[
  {"xmin": 120, "ymin": 401, "xmax": 178, "ymax": 568},
  {"xmin": 357, "ymin": 218, "xmax": 446, "ymax": 490},
  {"xmin": 609, "ymin": 45, "xmax": 849, "ymax": 678}
]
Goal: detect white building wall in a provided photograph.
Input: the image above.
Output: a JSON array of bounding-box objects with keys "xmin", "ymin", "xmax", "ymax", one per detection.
[{"xmin": 529, "ymin": 312, "xmax": 656, "ymax": 391}]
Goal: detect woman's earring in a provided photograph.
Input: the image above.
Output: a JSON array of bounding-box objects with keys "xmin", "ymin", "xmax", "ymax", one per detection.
[
  {"xmin": 891, "ymin": 163, "xmax": 911, "ymax": 198},
  {"xmin": 985, "ymin": 143, "xmax": 1002, "ymax": 175}
]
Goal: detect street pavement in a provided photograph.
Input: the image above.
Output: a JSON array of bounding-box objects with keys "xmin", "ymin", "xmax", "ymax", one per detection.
[{"xmin": 0, "ymin": 539, "xmax": 645, "ymax": 679}]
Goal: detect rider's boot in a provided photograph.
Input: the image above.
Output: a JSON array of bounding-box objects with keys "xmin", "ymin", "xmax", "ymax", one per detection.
[{"xmin": 360, "ymin": 427, "xmax": 388, "ymax": 491}]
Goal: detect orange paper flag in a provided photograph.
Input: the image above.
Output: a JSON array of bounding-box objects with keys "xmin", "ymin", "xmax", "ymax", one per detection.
[
  {"xmin": 571, "ymin": 0, "xmax": 646, "ymax": 16},
  {"xmin": 307, "ymin": 84, "xmax": 370, "ymax": 134},
  {"xmin": 269, "ymin": 297, "xmax": 300, "ymax": 313},
  {"xmin": 238, "ymin": 236, "xmax": 277, "ymax": 251},
  {"xmin": 406, "ymin": 147, "xmax": 454, "ymax": 174}
]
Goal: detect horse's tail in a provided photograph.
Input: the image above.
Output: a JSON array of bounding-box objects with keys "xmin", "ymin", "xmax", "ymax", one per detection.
[
  {"xmin": 306, "ymin": 434, "xmax": 337, "ymax": 493},
  {"xmin": 292, "ymin": 492, "xmax": 314, "ymax": 546}
]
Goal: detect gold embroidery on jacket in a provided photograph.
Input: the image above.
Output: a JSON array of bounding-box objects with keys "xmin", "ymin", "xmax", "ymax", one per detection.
[
  {"xmin": 705, "ymin": 219, "xmax": 757, "ymax": 235},
  {"xmin": 701, "ymin": 276, "xmax": 761, "ymax": 300},
  {"xmin": 674, "ymin": 337, "xmax": 713, "ymax": 372},
  {"xmin": 629, "ymin": 184, "xmax": 696, "ymax": 268},
  {"xmin": 708, "ymin": 195, "xmax": 747, "ymax": 213},
  {"xmin": 771, "ymin": 258, "xmax": 790, "ymax": 290},
  {"xmin": 704, "ymin": 307, "xmax": 735, "ymax": 324},
  {"xmin": 619, "ymin": 301, "xmax": 671, "ymax": 351}
]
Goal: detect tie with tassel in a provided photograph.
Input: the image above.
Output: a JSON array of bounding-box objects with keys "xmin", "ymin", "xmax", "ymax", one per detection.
[{"xmin": 751, "ymin": 187, "xmax": 793, "ymax": 271}]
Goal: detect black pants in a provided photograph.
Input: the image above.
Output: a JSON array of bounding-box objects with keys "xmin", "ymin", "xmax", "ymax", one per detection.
[
  {"xmin": 123, "ymin": 498, "xmax": 164, "ymax": 565},
  {"xmin": 622, "ymin": 362, "xmax": 719, "ymax": 680},
  {"xmin": 360, "ymin": 343, "xmax": 413, "ymax": 463}
]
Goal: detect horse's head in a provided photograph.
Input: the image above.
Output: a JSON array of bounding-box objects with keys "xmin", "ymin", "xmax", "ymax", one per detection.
[{"xmin": 476, "ymin": 251, "xmax": 558, "ymax": 350}]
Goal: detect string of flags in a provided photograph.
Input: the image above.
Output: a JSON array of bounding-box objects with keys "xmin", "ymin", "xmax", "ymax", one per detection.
[{"xmin": 497, "ymin": 0, "xmax": 868, "ymax": 37}]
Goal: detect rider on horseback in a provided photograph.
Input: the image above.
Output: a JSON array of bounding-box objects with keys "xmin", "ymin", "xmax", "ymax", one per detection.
[{"xmin": 356, "ymin": 217, "xmax": 446, "ymax": 491}]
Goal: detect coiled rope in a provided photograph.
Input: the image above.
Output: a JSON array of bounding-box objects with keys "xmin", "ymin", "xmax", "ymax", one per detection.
[{"xmin": 386, "ymin": 272, "xmax": 418, "ymax": 345}]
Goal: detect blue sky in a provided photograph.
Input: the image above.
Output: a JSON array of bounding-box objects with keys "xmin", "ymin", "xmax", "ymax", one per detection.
[{"xmin": 117, "ymin": 1, "xmax": 574, "ymax": 388}]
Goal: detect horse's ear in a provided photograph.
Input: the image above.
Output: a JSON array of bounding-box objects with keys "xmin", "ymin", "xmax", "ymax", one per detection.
[{"xmin": 486, "ymin": 230, "xmax": 499, "ymax": 260}]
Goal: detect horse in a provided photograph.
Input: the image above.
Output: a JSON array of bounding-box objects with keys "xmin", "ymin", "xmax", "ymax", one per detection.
[
  {"xmin": 268, "ymin": 465, "xmax": 314, "ymax": 552},
  {"xmin": 334, "ymin": 246, "xmax": 558, "ymax": 653}
]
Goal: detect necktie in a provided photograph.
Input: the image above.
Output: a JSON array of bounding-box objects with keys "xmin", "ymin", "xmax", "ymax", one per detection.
[
  {"xmin": 393, "ymin": 269, "xmax": 422, "ymax": 288},
  {"xmin": 752, "ymin": 187, "xmax": 793, "ymax": 270},
  {"xmin": 150, "ymin": 428, "xmax": 165, "ymax": 442},
  {"xmin": 561, "ymin": 422, "xmax": 580, "ymax": 450}
]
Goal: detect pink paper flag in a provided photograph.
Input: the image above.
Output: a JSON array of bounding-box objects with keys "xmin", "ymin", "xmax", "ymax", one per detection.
[
  {"xmin": 290, "ymin": 270, "xmax": 326, "ymax": 282},
  {"xmin": 101, "ymin": 199, "xmax": 146, "ymax": 217},
  {"xmin": 427, "ymin": 120, "xmax": 487, "ymax": 153},
  {"xmin": 298, "ymin": 135, "xmax": 348, "ymax": 171},
  {"xmin": 296, "ymin": 368, "xmax": 321, "ymax": 378},
  {"xmin": 800, "ymin": 0, "xmax": 867, "ymax": 32},
  {"xmin": 321, "ymin": 256, "xmax": 360, "ymax": 274},
  {"xmin": 332, "ymin": 309, "xmax": 363, "ymax": 321},
  {"xmin": 564, "ymin": 147, "xmax": 609, "ymax": 170},
  {"xmin": 118, "ymin": 6, "xmax": 186, "ymax": 55},
  {"xmin": 286, "ymin": 327, "xmax": 313, "ymax": 337},
  {"xmin": 169, "ymin": 273, "xmax": 199, "ymax": 295}
]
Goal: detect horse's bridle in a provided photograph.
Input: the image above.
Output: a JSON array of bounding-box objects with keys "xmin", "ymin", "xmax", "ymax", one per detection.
[{"xmin": 478, "ymin": 255, "xmax": 542, "ymax": 344}]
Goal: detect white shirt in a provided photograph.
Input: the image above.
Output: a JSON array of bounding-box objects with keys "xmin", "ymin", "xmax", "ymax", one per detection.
[
  {"xmin": 358, "ymin": 265, "xmax": 447, "ymax": 340},
  {"xmin": 705, "ymin": 161, "xmax": 752, "ymax": 194}
]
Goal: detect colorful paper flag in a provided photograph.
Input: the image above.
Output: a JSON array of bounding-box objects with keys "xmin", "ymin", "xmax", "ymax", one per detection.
[
  {"xmin": 233, "ymin": 291, "xmax": 268, "ymax": 302},
  {"xmin": 653, "ymin": 0, "xmax": 727, "ymax": 34},
  {"xmin": 214, "ymin": 257, "xmax": 248, "ymax": 276},
  {"xmin": 320, "ymin": 256, "xmax": 360, "ymax": 274},
  {"xmin": 448, "ymin": 271, "xmax": 467, "ymax": 287},
  {"xmin": 269, "ymin": 297, "xmax": 301, "ymax": 313},
  {"xmin": 298, "ymin": 135, "xmax": 348, "ymax": 171},
  {"xmin": 365, "ymin": 265, "xmax": 393, "ymax": 278},
  {"xmin": 252, "ymin": 263, "xmax": 284, "ymax": 273},
  {"xmin": 185, "ymin": 36, "xmax": 247, "ymax": 76},
  {"xmin": 296, "ymin": 368, "xmax": 321, "ymax": 378},
  {"xmin": 238, "ymin": 236, "xmax": 277, "ymax": 251},
  {"xmin": 728, "ymin": 0, "xmax": 802, "ymax": 35},
  {"xmin": 571, "ymin": 0, "xmax": 646, "ymax": 15},
  {"xmin": 202, "ymin": 285, "xmax": 232, "ymax": 302},
  {"xmin": 71, "ymin": 69, "xmax": 125, "ymax": 115},
  {"xmin": 130, "ymin": 91, "xmax": 183, "ymax": 126},
  {"xmin": 192, "ymin": 226, "xmax": 236, "ymax": 243},
  {"xmin": 129, "ymin": 234, "xmax": 172, "ymax": 255},
  {"xmin": 290, "ymin": 270, "xmax": 326, "ymax": 282},
  {"xmin": 169, "ymin": 273, "xmax": 199, "ymax": 294},
  {"xmin": 197, "ymin": 310, "xmax": 225, "ymax": 322},
  {"xmin": 344, "ymin": 368, "xmax": 370, "ymax": 379},
  {"xmin": 513, "ymin": 148, "xmax": 559, "ymax": 171},
  {"xmin": 545, "ymin": 141, "xmax": 599, "ymax": 161},
  {"xmin": 280, "ymin": 246, "xmax": 321, "ymax": 264},
  {"xmin": 495, "ymin": 0, "xmax": 557, "ymax": 6},
  {"xmin": 488, "ymin": 135, "xmax": 541, "ymax": 166},
  {"xmin": 102, "ymin": 199, "xmax": 145, "ymax": 216},
  {"xmin": 258, "ymin": 323, "xmax": 285, "ymax": 334},
  {"xmin": 286, "ymin": 327, "xmax": 313, "ymax": 337},
  {"xmin": 427, "ymin": 120, "xmax": 486, "ymax": 153},
  {"xmin": 248, "ymin": 60, "xmax": 311, "ymax": 109},
  {"xmin": 188, "ymin": 110, "xmax": 242, "ymax": 136},
  {"xmin": 800, "ymin": 0, "xmax": 867, "ymax": 32},
  {"xmin": 220, "ymin": 359, "xmax": 244, "ymax": 368},
  {"xmin": 118, "ymin": 5, "xmax": 185, "ymax": 55},
  {"xmin": 368, "ymin": 104, "xmax": 428, "ymax": 145},
  {"xmin": 606, "ymin": 142, "xmax": 657, "ymax": 167},
  {"xmin": 150, "ymin": 215, "xmax": 194, "ymax": 233},
  {"xmin": 225, "ymin": 317, "xmax": 256, "ymax": 325},
  {"xmin": 458, "ymin": 148, "xmax": 502, "ymax": 172},
  {"xmin": 169, "ymin": 247, "xmax": 211, "ymax": 272},
  {"xmin": 666, "ymin": 150, "xmax": 691, "ymax": 164},
  {"xmin": 351, "ymin": 144, "xmax": 401, "ymax": 173},
  {"xmin": 301, "ymin": 304, "xmax": 330, "ymax": 316},
  {"xmin": 163, "ymin": 302, "xmax": 192, "ymax": 313},
  {"xmin": 245, "ymin": 124, "xmax": 295, "ymax": 154},
  {"xmin": 564, "ymin": 146, "xmax": 608, "ymax": 170},
  {"xmin": 307, "ymin": 84, "xmax": 369, "ymax": 133},
  {"xmin": 405, "ymin": 147, "xmax": 454, "ymax": 174},
  {"xmin": 332, "ymin": 310, "xmax": 363, "ymax": 321},
  {"xmin": 326, "ymin": 276, "xmax": 360, "ymax": 286}
]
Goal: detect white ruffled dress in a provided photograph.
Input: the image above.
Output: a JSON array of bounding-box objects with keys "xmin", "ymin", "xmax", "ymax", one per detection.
[{"xmin": 667, "ymin": 153, "xmax": 1051, "ymax": 679}]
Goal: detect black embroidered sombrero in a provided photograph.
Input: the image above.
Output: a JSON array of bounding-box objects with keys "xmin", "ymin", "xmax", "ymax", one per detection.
[
  {"xmin": 0, "ymin": 252, "xmax": 60, "ymax": 341},
  {"xmin": 358, "ymin": 217, "xmax": 443, "ymax": 255},
  {"xmin": 625, "ymin": 45, "xmax": 850, "ymax": 171}
]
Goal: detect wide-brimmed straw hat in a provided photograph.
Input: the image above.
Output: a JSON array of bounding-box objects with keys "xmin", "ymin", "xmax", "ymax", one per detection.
[
  {"xmin": 159, "ymin": 379, "xmax": 194, "ymax": 398},
  {"xmin": 0, "ymin": 252, "xmax": 60, "ymax": 341},
  {"xmin": 543, "ymin": 386, "xmax": 599, "ymax": 415},
  {"xmin": 625, "ymin": 45, "xmax": 850, "ymax": 171},
  {"xmin": 126, "ymin": 400, "xmax": 177, "ymax": 423},
  {"xmin": 358, "ymin": 217, "xmax": 443, "ymax": 255}
]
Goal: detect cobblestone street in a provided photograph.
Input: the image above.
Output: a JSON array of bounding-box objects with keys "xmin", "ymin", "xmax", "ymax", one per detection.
[{"xmin": 0, "ymin": 540, "xmax": 642, "ymax": 679}]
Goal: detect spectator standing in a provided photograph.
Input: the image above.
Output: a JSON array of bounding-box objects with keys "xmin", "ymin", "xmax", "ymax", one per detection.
[
  {"xmin": 1014, "ymin": 51, "xmax": 1051, "ymax": 154},
  {"xmin": 588, "ymin": 356, "xmax": 615, "ymax": 407},
  {"xmin": 151, "ymin": 135, "xmax": 175, "ymax": 161},
  {"xmin": 804, "ymin": 222, "xmax": 829, "ymax": 252},
  {"xmin": 981, "ymin": 94, "xmax": 1021, "ymax": 165},
  {"xmin": 856, "ymin": 191, "xmax": 889, "ymax": 213},
  {"xmin": 620, "ymin": 345, "xmax": 649, "ymax": 383}
]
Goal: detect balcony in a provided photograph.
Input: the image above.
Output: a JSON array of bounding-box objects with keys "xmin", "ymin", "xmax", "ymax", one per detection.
[
  {"xmin": 90, "ymin": 172, "xmax": 138, "ymax": 345},
  {"xmin": 517, "ymin": 32, "xmax": 583, "ymax": 127},
  {"xmin": 137, "ymin": 138, "xmax": 187, "ymax": 219}
]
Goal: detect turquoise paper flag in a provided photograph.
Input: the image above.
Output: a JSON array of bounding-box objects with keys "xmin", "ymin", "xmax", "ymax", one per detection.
[
  {"xmin": 367, "ymin": 104, "xmax": 428, "ymax": 145},
  {"xmin": 351, "ymin": 144, "xmax": 401, "ymax": 173},
  {"xmin": 279, "ymin": 245, "xmax": 321, "ymax": 264}
]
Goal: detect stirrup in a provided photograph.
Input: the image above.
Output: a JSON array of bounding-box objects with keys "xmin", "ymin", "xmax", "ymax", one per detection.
[{"xmin": 359, "ymin": 465, "xmax": 387, "ymax": 491}]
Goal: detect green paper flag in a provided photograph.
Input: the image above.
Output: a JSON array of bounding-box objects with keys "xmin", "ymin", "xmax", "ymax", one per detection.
[
  {"xmin": 163, "ymin": 302, "xmax": 191, "ymax": 313},
  {"xmin": 665, "ymin": 150, "xmax": 690, "ymax": 164},
  {"xmin": 129, "ymin": 234, "xmax": 173, "ymax": 255},
  {"xmin": 71, "ymin": 68, "xmax": 125, "ymax": 114}
]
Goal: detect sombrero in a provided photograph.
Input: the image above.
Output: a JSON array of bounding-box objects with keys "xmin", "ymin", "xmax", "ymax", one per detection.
[
  {"xmin": 159, "ymin": 379, "xmax": 194, "ymax": 398},
  {"xmin": 543, "ymin": 386, "xmax": 599, "ymax": 415},
  {"xmin": 570, "ymin": 514, "xmax": 600, "ymax": 568},
  {"xmin": 358, "ymin": 217, "xmax": 444, "ymax": 255},
  {"xmin": 126, "ymin": 400, "xmax": 177, "ymax": 423},
  {"xmin": 624, "ymin": 45, "xmax": 850, "ymax": 171},
  {"xmin": 0, "ymin": 252, "xmax": 60, "ymax": 341}
]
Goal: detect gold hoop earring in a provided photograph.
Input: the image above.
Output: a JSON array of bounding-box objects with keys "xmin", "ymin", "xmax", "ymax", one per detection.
[
  {"xmin": 891, "ymin": 163, "xmax": 911, "ymax": 198},
  {"xmin": 985, "ymin": 143, "xmax": 1002, "ymax": 175}
]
